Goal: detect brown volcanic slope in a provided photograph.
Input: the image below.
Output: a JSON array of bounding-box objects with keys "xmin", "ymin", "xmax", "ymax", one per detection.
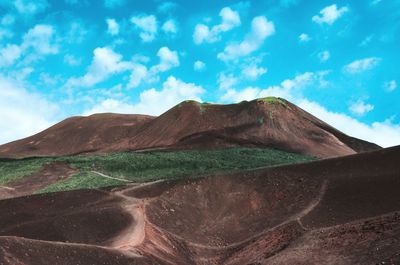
[
  {"xmin": 0, "ymin": 113, "xmax": 154, "ymax": 158},
  {"xmin": 0, "ymin": 146, "xmax": 399, "ymax": 265},
  {"xmin": 0, "ymin": 98, "xmax": 379, "ymax": 159}
]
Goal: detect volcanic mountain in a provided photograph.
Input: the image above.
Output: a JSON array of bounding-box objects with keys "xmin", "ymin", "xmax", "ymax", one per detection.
[
  {"xmin": 0, "ymin": 146, "xmax": 399, "ymax": 264},
  {"xmin": 0, "ymin": 97, "xmax": 380, "ymax": 158}
]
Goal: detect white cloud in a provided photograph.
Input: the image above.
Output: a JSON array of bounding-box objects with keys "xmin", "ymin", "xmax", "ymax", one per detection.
[
  {"xmin": 84, "ymin": 76, "xmax": 205, "ymax": 116},
  {"xmin": 318, "ymin": 50, "xmax": 330, "ymax": 62},
  {"xmin": 299, "ymin": 33, "xmax": 311, "ymax": 42},
  {"xmin": 360, "ymin": 35, "xmax": 373, "ymax": 46},
  {"xmin": 297, "ymin": 99, "xmax": 400, "ymax": 148},
  {"xmin": 194, "ymin": 60, "xmax": 206, "ymax": 72},
  {"xmin": 128, "ymin": 47, "xmax": 179, "ymax": 88},
  {"xmin": 63, "ymin": 54, "xmax": 81, "ymax": 66},
  {"xmin": 66, "ymin": 47, "xmax": 131, "ymax": 88},
  {"xmin": 22, "ymin": 24, "xmax": 58, "ymax": 55},
  {"xmin": 219, "ymin": 71, "xmax": 325, "ymax": 102},
  {"xmin": 219, "ymin": 72, "xmax": 400, "ymax": 147},
  {"xmin": 104, "ymin": 0, "xmax": 125, "ymax": 8},
  {"xmin": 344, "ymin": 57, "xmax": 381, "ymax": 74},
  {"xmin": 131, "ymin": 14, "xmax": 158, "ymax": 42},
  {"xmin": 14, "ymin": 0, "xmax": 48, "ymax": 15},
  {"xmin": 162, "ymin": 19, "xmax": 178, "ymax": 35},
  {"xmin": 0, "ymin": 28, "xmax": 13, "ymax": 40},
  {"xmin": 67, "ymin": 46, "xmax": 179, "ymax": 89},
  {"xmin": 0, "ymin": 24, "xmax": 58, "ymax": 67},
  {"xmin": 349, "ymin": 100, "xmax": 374, "ymax": 116},
  {"xmin": 193, "ymin": 7, "xmax": 241, "ymax": 44},
  {"xmin": 151, "ymin": 46, "xmax": 180, "ymax": 73},
  {"xmin": 312, "ymin": 4, "xmax": 349, "ymax": 25},
  {"xmin": 384, "ymin": 80, "xmax": 397, "ymax": 92},
  {"xmin": 0, "ymin": 74, "xmax": 58, "ymax": 144},
  {"xmin": 106, "ymin": 18, "xmax": 119, "ymax": 36},
  {"xmin": 218, "ymin": 73, "xmax": 239, "ymax": 90},
  {"xmin": 66, "ymin": 21, "xmax": 88, "ymax": 44},
  {"xmin": 221, "ymin": 87, "xmax": 260, "ymax": 102},
  {"xmin": 241, "ymin": 64, "xmax": 267, "ymax": 80},
  {"xmin": 0, "ymin": 44, "xmax": 23, "ymax": 67},
  {"xmin": 127, "ymin": 64, "xmax": 147, "ymax": 89},
  {"xmin": 1, "ymin": 14, "xmax": 15, "ymax": 26},
  {"xmin": 158, "ymin": 2, "xmax": 178, "ymax": 13},
  {"xmin": 217, "ymin": 16, "xmax": 275, "ymax": 62}
]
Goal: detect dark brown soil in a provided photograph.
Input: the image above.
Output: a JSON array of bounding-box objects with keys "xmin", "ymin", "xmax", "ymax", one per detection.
[
  {"xmin": 0, "ymin": 99, "xmax": 380, "ymax": 159},
  {"xmin": 0, "ymin": 146, "xmax": 399, "ymax": 264}
]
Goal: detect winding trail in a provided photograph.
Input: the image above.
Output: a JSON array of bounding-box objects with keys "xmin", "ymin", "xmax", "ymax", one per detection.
[
  {"xmin": 90, "ymin": 171, "xmax": 131, "ymax": 182},
  {"xmin": 0, "ymin": 186, "xmax": 14, "ymax": 191}
]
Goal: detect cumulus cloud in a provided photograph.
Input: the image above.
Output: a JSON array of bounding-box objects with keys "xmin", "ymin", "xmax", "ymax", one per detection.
[
  {"xmin": 150, "ymin": 46, "xmax": 180, "ymax": 73},
  {"xmin": 127, "ymin": 64, "xmax": 148, "ymax": 89},
  {"xmin": 66, "ymin": 45, "xmax": 180, "ymax": 89},
  {"xmin": 162, "ymin": 19, "xmax": 178, "ymax": 35},
  {"xmin": 218, "ymin": 73, "xmax": 239, "ymax": 90},
  {"xmin": 0, "ymin": 44, "xmax": 23, "ymax": 67},
  {"xmin": 299, "ymin": 33, "xmax": 311, "ymax": 42},
  {"xmin": 106, "ymin": 18, "xmax": 119, "ymax": 36},
  {"xmin": 217, "ymin": 16, "xmax": 275, "ymax": 62},
  {"xmin": 66, "ymin": 21, "xmax": 88, "ymax": 44},
  {"xmin": 66, "ymin": 47, "xmax": 132, "ymax": 88},
  {"xmin": 241, "ymin": 64, "xmax": 267, "ymax": 80},
  {"xmin": 193, "ymin": 7, "xmax": 241, "ymax": 44},
  {"xmin": 1, "ymin": 14, "xmax": 15, "ymax": 26},
  {"xmin": 23, "ymin": 24, "xmax": 58, "ymax": 55},
  {"xmin": 158, "ymin": 2, "xmax": 178, "ymax": 13},
  {"xmin": 131, "ymin": 14, "xmax": 158, "ymax": 42},
  {"xmin": 84, "ymin": 76, "xmax": 205, "ymax": 116},
  {"xmin": 13, "ymin": 0, "xmax": 48, "ymax": 15},
  {"xmin": 193, "ymin": 60, "xmax": 206, "ymax": 72},
  {"xmin": 318, "ymin": 50, "xmax": 330, "ymax": 62},
  {"xmin": 349, "ymin": 100, "xmax": 374, "ymax": 116},
  {"xmin": 0, "ymin": 24, "xmax": 58, "ymax": 67},
  {"xmin": 63, "ymin": 54, "xmax": 81, "ymax": 66},
  {"xmin": 297, "ymin": 99, "xmax": 400, "ymax": 147},
  {"xmin": 0, "ymin": 74, "xmax": 58, "ymax": 144},
  {"xmin": 384, "ymin": 80, "xmax": 397, "ymax": 92},
  {"xmin": 312, "ymin": 4, "xmax": 349, "ymax": 25},
  {"xmin": 220, "ymin": 72, "xmax": 400, "ymax": 147},
  {"xmin": 344, "ymin": 57, "xmax": 381, "ymax": 74}
]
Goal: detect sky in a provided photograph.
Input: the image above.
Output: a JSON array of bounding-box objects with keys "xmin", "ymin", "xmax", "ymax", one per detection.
[{"xmin": 0, "ymin": 0, "xmax": 399, "ymax": 147}]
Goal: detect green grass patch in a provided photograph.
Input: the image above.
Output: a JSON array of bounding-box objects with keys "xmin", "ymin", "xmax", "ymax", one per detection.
[
  {"xmin": 37, "ymin": 172, "xmax": 126, "ymax": 193},
  {"xmin": 0, "ymin": 158, "xmax": 50, "ymax": 184},
  {"xmin": 1, "ymin": 148, "xmax": 315, "ymax": 193},
  {"xmin": 256, "ymin": 97, "xmax": 288, "ymax": 107}
]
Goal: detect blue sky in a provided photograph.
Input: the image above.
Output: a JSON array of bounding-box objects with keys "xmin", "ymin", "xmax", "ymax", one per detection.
[{"xmin": 0, "ymin": 0, "xmax": 399, "ymax": 146}]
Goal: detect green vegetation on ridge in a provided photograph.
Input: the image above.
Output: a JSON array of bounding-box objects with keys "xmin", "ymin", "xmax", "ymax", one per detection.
[{"xmin": 0, "ymin": 148, "xmax": 314, "ymax": 194}]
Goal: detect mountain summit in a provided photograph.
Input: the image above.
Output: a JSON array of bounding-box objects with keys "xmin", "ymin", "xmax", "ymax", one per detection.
[{"xmin": 0, "ymin": 97, "xmax": 380, "ymax": 158}]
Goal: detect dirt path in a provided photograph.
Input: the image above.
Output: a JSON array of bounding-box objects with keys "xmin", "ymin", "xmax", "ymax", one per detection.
[
  {"xmin": 296, "ymin": 179, "xmax": 329, "ymax": 230},
  {"xmin": 0, "ymin": 186, "xmax": 15, "ymax": 191},
  {"xmin": 109, "ymin": 180, "xmax": 167, "ymax": 253},
  {"xmin": 90, "ymin": 171, "xmax": 131, "ymax": 182}
]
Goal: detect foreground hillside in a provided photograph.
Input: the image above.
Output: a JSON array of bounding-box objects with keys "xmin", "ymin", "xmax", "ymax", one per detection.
[
  {"xmin": 0, "ymin": 146, "xmax": 399, "ymax": 264},
  {"xmin": 0, "ymin": 97, "xmax": 380, "ymax": 159}
]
